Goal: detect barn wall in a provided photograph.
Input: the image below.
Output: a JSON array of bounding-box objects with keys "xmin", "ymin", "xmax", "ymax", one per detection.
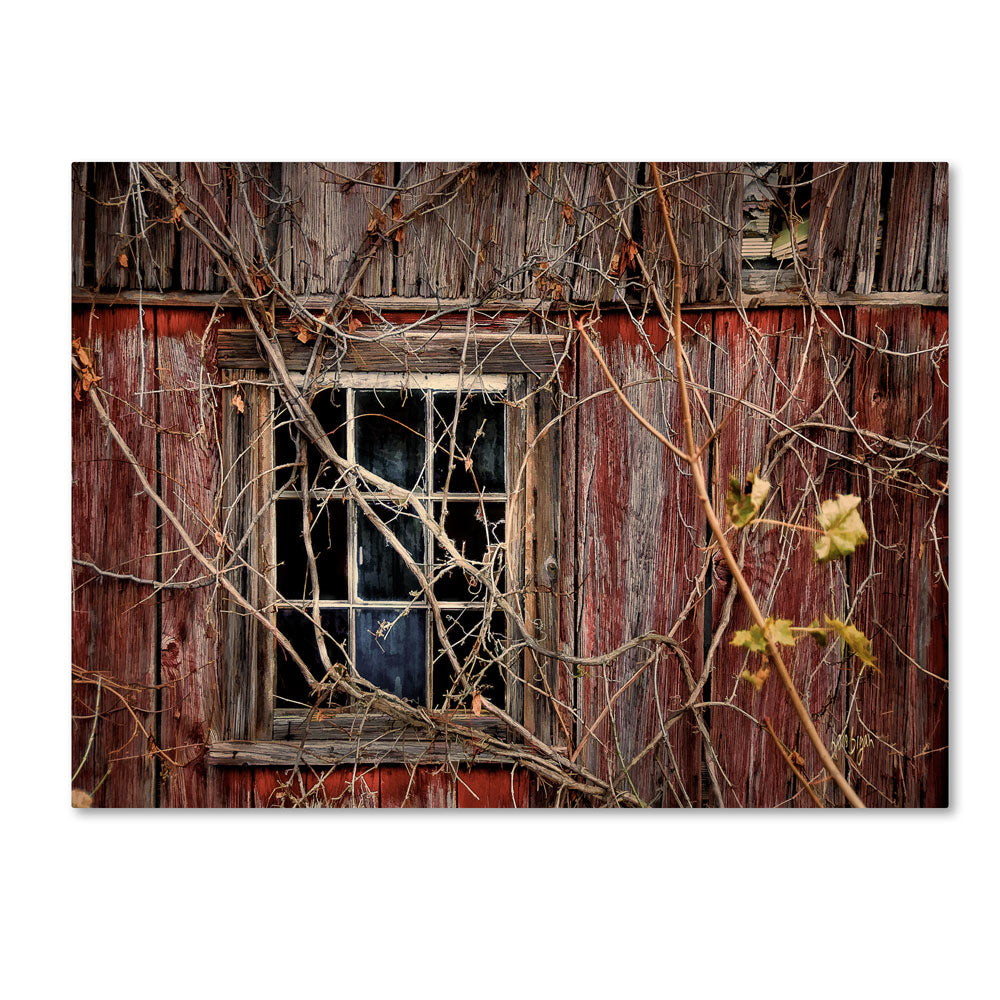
[{"xmin": 70, "ymin": 301, "xmax": 948, "ymax": 807}]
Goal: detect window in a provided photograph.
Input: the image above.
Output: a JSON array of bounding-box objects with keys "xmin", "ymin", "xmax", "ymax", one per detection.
[
  {"xmin": 269, "ymin": 374, "xmax": 510, "ymax": 714},
  {"xmin": 210, "ymin": 313, "xmax": 565, "ymax": 764}
]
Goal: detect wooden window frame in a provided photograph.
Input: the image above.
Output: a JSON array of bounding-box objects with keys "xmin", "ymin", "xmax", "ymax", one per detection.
[{"xmin": 208, "ymin": 329, "xmax": 565, "ymax": 768}]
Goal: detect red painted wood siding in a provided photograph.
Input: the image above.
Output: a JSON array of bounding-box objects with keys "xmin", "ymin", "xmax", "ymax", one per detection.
[{"xmin": 70, "ymin": 305, "xmax": 948, "ymax": 807}]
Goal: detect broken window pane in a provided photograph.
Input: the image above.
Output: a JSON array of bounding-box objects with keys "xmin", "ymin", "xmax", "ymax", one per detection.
[
  {"xmin": 275, "ymin": 607, "xmax": 350, "ymax": 706},
  {"xmin": 432, "ymin": 609, "xmax": 506, "ymax": 708},
  {"xmin": 355, "ymin": 389, "xmax": 426, "ymax": 490},
  {"xmin": 433, "ymin": 391, "xmax": 505, "ymax": 493},
  {"xmin": 355, "ymin": 608, "xmax": 426, "ymax": 703},
  {"xmin": 433, "ymin": 501, "xmax": 506, "ymax": 602},
  {"xmin": 356, "ymin": 501, "xmax": 424, "ymax": 601},
  {"xmin": 275, "ymin": 497, "xmax": 349, "ymax": 601}
]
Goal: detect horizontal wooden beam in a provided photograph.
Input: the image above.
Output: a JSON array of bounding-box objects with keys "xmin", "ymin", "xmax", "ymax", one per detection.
[
  {"xmin": 271, "ymin": 711, "xmax": 509, "ymax": 741},
  {"xmin": 217, "ymin": 318, "xmax": 566, "ymax": 373},
  {"xmin": 208, "ymin": 714, "xmax": 514, "ymax": 766},
  {"xmin": 72, "ymin": 286, "xmax": 948, "ymax": 313}
]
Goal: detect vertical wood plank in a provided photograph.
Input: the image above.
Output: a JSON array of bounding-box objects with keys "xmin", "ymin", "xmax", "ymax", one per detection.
[
  {"xmin": 524, "ymin": 163, "xmax": 591, "ymax": 302},
  {"xmin": 878, "ymin": 163, "xmax": 936, "ymax": 291},
  {"xmin": 455, "ymin": 766, "xmax": 530, "ymax": 808},
  {"xmin": 156, "ymin": 308, "xmax": 222, "ymax": 807},
  {"xmin": 71, "ymin": 163, "xmax": 88, "ymax": 288},
  {"xmin": 807, "ymin": 162, "xmax": 883, "ymax": 294},
  {"xmin": 573, "ymin": 163, "xmax": 640, "ymax": 303},
  {"xmin": 925, "ymin": 164, "xmax": 949, "ymax": 294},
  {"xmin": 71, "ymin": 306, "xmax": 158, "ymax": 807},
  {"xmin": 178, "ymin": 162, "xmax": 227, "ymax": 293},
  {"xmin": 641, "ymin": 163, "xmax": 743, "ymax": 304},
  {"xmin": 252, "ymin": 767, "xmax": 378, "ymax": 807},
  {"xmin": 469, "ymin": 163, "xmax": 530, "ymax": 299},
  {"xmin": 396, "ymin": 162, "xmax": 474, "ymax": 298},
  {"xmin": 378, "ymin": 766, "xmax": 457, "ymax": 807},
  {"xmin": 219, "ymin": 368, "xmax": 272, "ymax": 741},
  {"xmin": 709, "ymin": 307, "xmax": 855, "ymax": 806},
  {"xmin": 575, "ymin": 311, "xmax": 706, "ymax": 805},
  {"xmin": 506, "ymin": 374, "xmax": 528, "ymax": 727},
  {"xmin": 849, "ymin": 306, "xmax": 948, "ymax": 806},
  {"xmin": 92, "ymin": 163, "xmax": 131, "ymax": 291}
]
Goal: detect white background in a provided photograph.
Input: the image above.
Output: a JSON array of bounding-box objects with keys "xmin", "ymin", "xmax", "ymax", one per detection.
[{"xmin": 0, "ymin": 2, "xmax": 994, "ymax": 997}]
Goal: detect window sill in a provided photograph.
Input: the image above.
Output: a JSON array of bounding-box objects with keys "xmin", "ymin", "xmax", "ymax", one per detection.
[{"xmin": 207, "ymin": 712, "xmax": 514, "ymax": 767}]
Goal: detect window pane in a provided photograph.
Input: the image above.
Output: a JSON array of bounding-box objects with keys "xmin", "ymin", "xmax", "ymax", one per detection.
[
  {"xmin": 355, "ymin": 389, "xmax": 426, "ymax": 490},
  {"xmin": 356, "ymin": 501, "xmax": 424, "ymax": 601},
  {"xmin": 274, "ymin": 389, "xmax": 348, "ymax": 491},
  {"xmin": 432, "ymin": 609, "xmax": 506, "ymax": 708},
  {"xmin": 433, "ymin": 391, "xmax": 505, "ymax": 493},
  {"xmin": 355, "ymin": 608, "xmax": 426, "ymax": 703},
  {"xmin": 434, "ymin": 501, "xmax": 506, "ymax": 602},
  {"xmin": 276, "ymin": 497, "xmax": 349, "ymax": 601},
  {"xmin": 275, "ymin": 607, "xmax": 350, "ymax": 706}
]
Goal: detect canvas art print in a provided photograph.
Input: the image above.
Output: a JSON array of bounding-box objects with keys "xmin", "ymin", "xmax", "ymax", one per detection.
[{"xmin": 71, "ymin": 162, "xmax": 948, "ymax": 808}]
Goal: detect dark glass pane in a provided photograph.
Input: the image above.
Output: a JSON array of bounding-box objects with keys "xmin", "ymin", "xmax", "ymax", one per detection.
[
  {"xmin": 274, "ymin": 390, "xmax": 347, "ymax": 491},
  {"xmin": 355, "ymin": 608, "xmax": 426, "ymax": 703},
  {"xmin": 433, "ymin": 391, "xmax": 506, "ymax": 493},
  {"xmin": 275, "ymin": 607, "xmax": 350, "ymax": 706},
  {"xmin": 356, "ymin": 502, "xmax": 424, "ymax": 601},
  {"xmin": 276, "ymin": 497, "xmax": 348, "ymax": 601},
  {"xmin": 432, "ymin": 609, "xmax": 507, "ymax": 708},
  {"xmin": 355, "ymin": 389, "xmax": 426, "ymax": 490},
  {"xmin": 434, "ymin": 501, "xmax": 506, "ymax": 602}
]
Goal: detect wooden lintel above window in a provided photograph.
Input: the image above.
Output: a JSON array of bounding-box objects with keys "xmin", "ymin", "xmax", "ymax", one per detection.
[{"xmin": 217, "ymin": 313, "xmax": 568, "ymax": 373}]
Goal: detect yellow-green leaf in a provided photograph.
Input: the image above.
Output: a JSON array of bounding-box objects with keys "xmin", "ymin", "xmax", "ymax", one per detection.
[
  {"xmin": 825, "ymin": 616, "xmax": 877, "ymax": 670},
  {"xmin": 731, "ymin": 617, "xmax": 795, "ymax": 653},
  {"xmin": 768, "ymin": 618, "xmax": 796, "ymax": 647},
  {"xmin": 814, "ymin": 494, "xmax": 869, "ymax": 563},
  {"xmin": 726, "ymin": 472, "xmax": 771, "ymax": 528},
  {"xmin": 731, "ymin": 624, "xmax": 767, "ymax": 653},
  {"xmin": 803, "ymin": 619, "xmax": 829, "ymax": 648}
]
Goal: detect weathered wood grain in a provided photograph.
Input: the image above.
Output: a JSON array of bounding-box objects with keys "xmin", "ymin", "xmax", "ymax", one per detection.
[
  {"xmin": 206, "ymin": 767, "xmax": 255, "ymax": 807},
  {"xmin": 71, "ymin": 307, "xmax": 158, "ymax": 807},
  {"xmin": 251, "ymin": 766, "xmax": 378, "ymax": 807},
  {"xmin": 642, "ymin": 163, "xmax": 743, "ymax": 304},
  {"xmin": 271, "ymin": 711, "xmax": 509, "ymax": 742},
  {"xmin": 925, "ymin": 164, "xmax": 949, "ymax": 294},
  {"xmin": 277, "ymin": 162, "xmax": 394, "ymax": 298},
  {"xmin": 575, "ymin": 311, "xmax": 707, "ymax": 806},
  {"xmin": 216, "ymin": 312, "xmax": 563, "ymax": 375},
  {"xmin": 395, "ymin": 162, "xmax": 474, "ymax": 298},
  {"xmin": 219, "ymin": 369, "xmax": 273, "ymax": 741},
  {"xmin": 848, "ymin": 306, "xmax": 948, "ymax": 806},
  {"xmin": 468, "ymin": 163, "xmax": 531, "ymax": 298},
  {"xmin": 71, "ymin": 163, "xmax": 88, "ymax": 288},
  {"xmin": 807, "ymin": 163, "xmax": 883, "ymax": 294},
  {"xmin": 178, "ymin": 163, "xmax": 227, "ymax": 293},
  {"xmin": 524, "ymin": 163, "xmax": 591, "ymax": 302},
  {"xmin": 72, "ymin": 286, "xmax": 949, "ymax": 312},
  {"xmin": 156, "ymin": 308, "xmax": 222, "ymax": 807},
  {"xmin": 375, "ymin": 766, "xmax": 457, "ymax": 807},
  {"xmin": 878, "ymin": 163, "xmax": 945, "ymax": 292},
  {"xmin": 92, "ymin": 163, "xmax": 131, "ymax": 291},
  {"xmin": 208, "ymin": 740, "xmax": 511, "ymax": 767},
  {"xmin": 573, "ymin": 162, "xmax": 641, "ymax": 303},
  {"xmin": 708, "ymin": 307, "xmax": 855, "ymax": 806},
  {"xmin": 524, "ymin": 373, "xmax": 570, "ymax": 745},
  {"xmin": 455, "ymin": 766, "xmax": 530, "ymax": 807}
]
